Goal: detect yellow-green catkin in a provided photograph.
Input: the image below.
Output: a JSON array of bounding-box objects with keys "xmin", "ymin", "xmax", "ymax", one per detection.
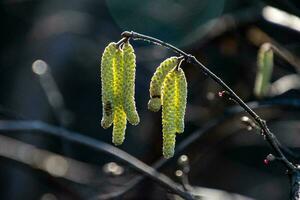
[
  {"xmin": 101, "ymin": 42, "xmax": 117, "ymax": 129},
  {"xmin": 161, "ymin": 69, "xmax": 177, "ymax": 158},
  {"xmin": 163, "ymin": 133, "xmax": 176, "ymax": 158},
  {"xmin": 112, "ymin": 48, "xmax": 127, "ymax": 145},
  {"xmin": 254, "ymin": 43, "xmax": 274, "ymax": 98},
  {"xmin": 123, "ymin": 42, "xmax": 140, "ymax": 125},
  {"xmin": 162, "ymin": 69, "xmax": 177, "ymax": 134},
  {"xmin": 148, "ymin": 57, "xmax": 179, "ymax": 112},
  {"xmin": 174, "ymin": 68, "xmax": 187, "ymax": 134}
]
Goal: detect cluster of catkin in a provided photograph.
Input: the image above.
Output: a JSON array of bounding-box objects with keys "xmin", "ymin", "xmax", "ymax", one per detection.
[
  {"xmin": 100, "ymin": 41, "xmax": 139, "ymax": 145},
  {"xmin": 101, "ymin": 41, "xmax": 187, "ymax": 158},
  {"xmin": 148, "ymin": 57, "xmax": 187, "ymax": 158}
]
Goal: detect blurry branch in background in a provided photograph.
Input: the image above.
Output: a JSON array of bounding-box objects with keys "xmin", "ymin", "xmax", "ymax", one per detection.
[
  {"xmin": 270, "ymin": 74, "xmax": 300, "ymax": 96},
  {"xmin": 98, "ymin": 98, "xmax": 300, "ymax": 199},
  {"xmin": 121, "ymin": 30, "xmax": 300, "ymax": 199},
  {"xmin": 0, "ymin": 134, "xmax": 97, "ymax": 184},
  {"xmin": 186, "ymin": 5, "xmax": 263, "ymax": 47},
  {"xmin": 32, "ymin": 60, "xmax": 73, "ymax": 126},
  {"xmin": 247, "ymin": 27, "xmax": 300, "ymax": 74},
  {"xmin": 175, "ymin": 155, "xmax": 192, "ymax": 192},
  {"xmin": 262, "ymin": 6, "xmax": 300, "ymax": 33},
  {"xmin": 0, "ymin": 120, "xmax": 194, "ymax": 200}
]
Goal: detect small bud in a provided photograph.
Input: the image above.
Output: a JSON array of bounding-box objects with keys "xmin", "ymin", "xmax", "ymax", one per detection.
[
  {"xmin": 218, "ymin": 91, "xmax": 226, "ymax": 97},
  {"xmin": 177, "ymin": 155, "xmax": 189, "ymax": 166},
  {"xmin": 266, "ymin": 154, "xmax": 276, "ymax": 161},
  {"xmin": 264, "ymin": 159, "xmax": 269, "ymax": 165},
  {"xmin": 175, "ymin": 170, "xmax": 183, "ymax": 177}
]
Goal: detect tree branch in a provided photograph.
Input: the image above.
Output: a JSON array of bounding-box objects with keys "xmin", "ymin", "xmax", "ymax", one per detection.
[
  {"xmin": 122, "ymin": 30, "xmax": 300, "ymax": 199},
  {"xmin": 0, "ymin": 120, "xmax": 194, "ymax": 200},
  {"xmin": 121, "ymin": 30, "xmax": 297, "ymax": 171}
]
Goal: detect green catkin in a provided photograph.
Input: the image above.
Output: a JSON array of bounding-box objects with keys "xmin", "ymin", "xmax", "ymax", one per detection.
[
  {"xmin": 254, "ymin": 43, "xmax": 274, "ymax": 98},
  {"xmin": 162, "ymin": 69, "xmax": 177, "ymax": 134},
  {"xmin": 123, "ymin": 42, "xmax": 140, "ymax": 125},
  {"xmin": 161, "ymin": 69, "xmax": 177, "ymax": 158},
  {"xmin": 174, "ymin": 68, "xmax": 187, "ymax": 134},
  {"xmin": 101, "ymin": 42, "xmax": 117, "ymax": 129},
  {"xmin": 112, "ymin": 48, "xmax": 127, "ymax": 145},
  {"xmin": 148, "ymin": 57, "xmax": 179, "ymax": 112},
  {"xmin": 163, "ymin": 133, "xmax": 176, "ymax": 158},
  {"xmin": 113, "ymin": 105, "xmax": 127, "ymax": 145}
]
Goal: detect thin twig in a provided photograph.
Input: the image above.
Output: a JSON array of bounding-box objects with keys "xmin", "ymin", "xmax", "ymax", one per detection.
[
  {"xmin": 96, "ymin": 98, "xmax": 300, "ymax": 199},
  {"xmin": 270, "ymin": 44, "xmax": 300, "ymax": 74},
  {"xmin": 121, "ymin": 31, "xmax": 297, "ymax": 171},
  {"xmin": 0, "ymin": 120, "xmax": 194, "ymax": 200}
]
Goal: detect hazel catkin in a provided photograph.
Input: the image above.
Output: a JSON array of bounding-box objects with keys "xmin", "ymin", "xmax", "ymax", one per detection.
[
  {"xmin": 148, "ymin": 57, "xmax": 179, "ymax": 112},
  {"xmin": 174, "ymin": 68, "xmax": 187, "ymax": 134},
  {"xmin": 162, "ymin": 132, "xmax": 176, "ymax": 158},
  {"xmin": 161, "ymin": 69, "xmax": 177, "ymax": 135},
  {"xmin": 101, "ymin": 42, "xmax": 117, "ymax": 129},
  {"xmin": 161, "ymin": 66, "xmax": 187, "ymax": 158},
  {"xmin": 254, "ymin": 43, "xmax": 274, "ymax": 98},
  {"xmin": 112, "ymin": 48, "xmax": 127, "ymax": 145},
  {"xmin": 123, "ymin": 42, "xmax": 140, "ymax": 125}
]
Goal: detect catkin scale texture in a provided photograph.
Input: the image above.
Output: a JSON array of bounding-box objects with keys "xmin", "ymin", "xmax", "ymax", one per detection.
[
  {"xmin": 113, "ymin": 105, "xmax": 127, "ymax": 145},
  {"xmin": 161, "ymin": 69, "xmax": 177, "ymax": 135},
  {"xmin": 123, "ymin": 42, "xmax": 140, "ymax": 125},
  {"xmin": 112, "ymin": 48, "xmax": 127, "ymax": 145},
  {"xmin": 161, "ymin": 67, "xmax": 187, "ymax": 158},
  {"xmin": 163, "ymin": 133, "xmax": 176, "ymax": 158},
  {"xmin": 101, "ymin": 43, "xmax": 117, "ymax": 129},
  {"xmin": 174, "ymin": 68, "xmax": 187, "ymax": 134},
  {"xmin": 148, "ymin": 57, "xmax": 178, "ymax": 112}
]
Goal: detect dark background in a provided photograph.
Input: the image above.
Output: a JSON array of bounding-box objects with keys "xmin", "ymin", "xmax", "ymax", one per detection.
[{"xmin": 0, "ymin": 0, "xmax": 300, "ymax": 199}]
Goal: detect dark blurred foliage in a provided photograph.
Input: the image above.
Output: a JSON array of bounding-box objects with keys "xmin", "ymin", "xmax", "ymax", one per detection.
[{"xmin": 0, "ymin": 0, "xmax": 300, "ymax": 199}]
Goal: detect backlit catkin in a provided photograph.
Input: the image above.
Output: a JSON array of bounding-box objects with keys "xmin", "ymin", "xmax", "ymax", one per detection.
[
  {"xmin": 162, "ymin": 69, "xmax": 177, "ymax": 135},
  {"xmin": 123, "ymin": 42, "xmax": 140, "ymax": 125},
  {"xmin": 148, "ymin": 57, "xmax": 179, "ymax": 112},
  {"xmin": 161, "ymin": 67, "xmax": 187, "ymax": 158},
  {"xmin": 161, "ymin": 69, "xmax": 177, "ymax": 158},
  {"xmin": 175, "ymin": 68, "xmax": 187, "ymax": 134},
  {"xmin": 162, "ymin": 133, "xmax": 176, "ymax": 158},
  {"xmin": 101, "ymin": 42, "xmax": 117, "ymax": 129},
  {"xmin": 112, "ymin": 48, "xmax": 127, "ymax": 145}
]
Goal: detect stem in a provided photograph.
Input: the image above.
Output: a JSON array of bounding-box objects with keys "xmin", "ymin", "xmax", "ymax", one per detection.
[
  {"xmin": 0, "ymin": 120, "xmax": 194, "ymax": 200},
  {"xmin": 270, "ymin": 44, "xmax": 300, "ymax": 74},
  {"xmin": 121, "ymin": 31, "xmax": 298, "ymax": 171},
  {"xmin": 290, "ymin": 170, "xmax": 300, "ymax": 200}
]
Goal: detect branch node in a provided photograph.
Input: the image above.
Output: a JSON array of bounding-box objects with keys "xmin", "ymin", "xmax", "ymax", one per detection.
[{"xmin": 121, "ymin": 31, "xmax": 133, "ymax": 38}]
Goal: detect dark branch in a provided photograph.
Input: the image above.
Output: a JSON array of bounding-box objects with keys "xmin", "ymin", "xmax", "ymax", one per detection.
[
  {"xmin": 122, "ymin": 30, "xmax": 297, "ymax": 171},
  {"xmin": 0, "ymin": 120, "xmax": 194, "ymax": 200}
]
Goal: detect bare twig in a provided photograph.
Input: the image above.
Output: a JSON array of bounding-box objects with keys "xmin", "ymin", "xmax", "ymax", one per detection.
[
  {"xmin": 121, "ymin": 30, "xmax": 299, "ymax": 199},
  {"xmin": 121, "ymin": 30, "xmax": 297, "ymax": 170},
  {"xmin": 96, "ymin": 98, "xmax": 300, "ymax": 199},
  {"xmin": 0, "ymin": 120, "xmax": 194, "ymax": 200}
]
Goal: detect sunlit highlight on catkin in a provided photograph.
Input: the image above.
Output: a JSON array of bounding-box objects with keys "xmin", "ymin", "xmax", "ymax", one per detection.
[
  {"xmin": 123, "ymin": 42, "xmax": 140, "ymax": 125},
  {"xmin": 112, "ymin": 48, "xmax": 127, "ymax": 145},
  {"xmin": 148, "ymin": 57, "xmax": 179, "ymax": 112},
  {"xmin": 101, "ymin": 43, "xmax": 117, "ymax": 129}
]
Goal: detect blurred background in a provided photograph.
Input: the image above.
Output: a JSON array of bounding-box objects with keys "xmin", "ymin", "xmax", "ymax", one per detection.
[{"xmin": 0, "ymin": 0, "xmax": 300, "ymax": 199}]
